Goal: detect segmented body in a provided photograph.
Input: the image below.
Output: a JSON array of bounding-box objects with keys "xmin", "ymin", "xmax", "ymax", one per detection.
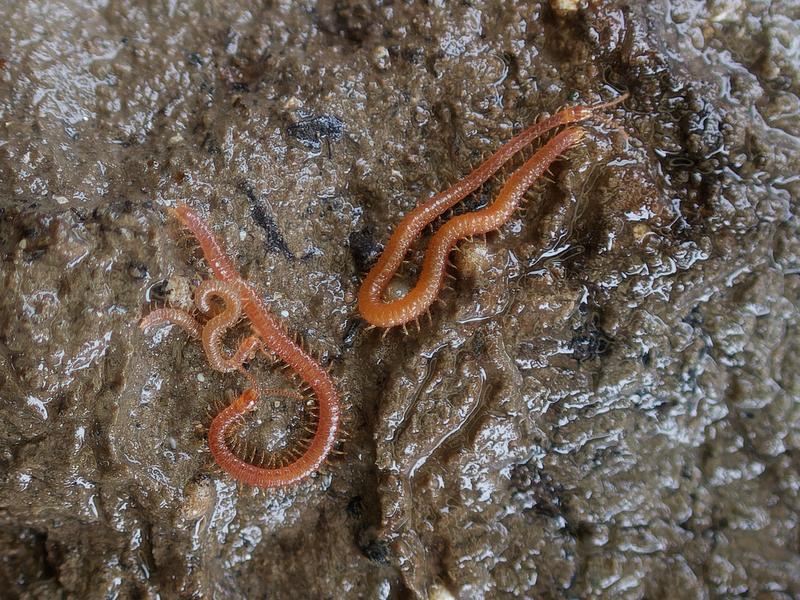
[
  {"xmin": 208, "ymin": 385, "xmax": 319, "ymax": 477},
  {"xmin": 169, "ymin": 206, "xmax": 341, "ymax": 488},
  {"xmin": 140, "ymin": 308, "xmax": 202, "ymax": 339},
  {"xmin": 358, "ymin": 97, "xmax": 624, "ymax": 329},
  {"xmin": 194, "ymin": 280, "xmax": 262, "ymax": 373},
  {"xmin": 139, "ymin": 282, "xmax": 261, "ymax": 373}
]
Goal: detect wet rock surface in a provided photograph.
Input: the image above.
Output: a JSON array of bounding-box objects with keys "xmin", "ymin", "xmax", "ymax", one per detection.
[{"xmin": 1, "ymin": 1, "xmax": 798, "ymax": 598}]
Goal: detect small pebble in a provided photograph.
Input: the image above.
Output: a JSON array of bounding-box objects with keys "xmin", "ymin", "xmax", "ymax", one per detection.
[
  {"xmin": 180, "ymin": 478, "xmax": 216, "ymax": 521},
  {"xmin": 384, "ymin": 277, "xmax": 411, "ymax": 301},
  {"xmin": 372, "ymin": 45, "xmax": 390, "ymax": 70},
  {"xmin": 128, "ymin": 263, "xmax": 148, "ymax": 280},
  {"xmin": 453, "ymin": 240, "xmax": 493, "ymax": 281},
  {"xmin": 550, "ymin": 0, "xmax": 581, "ymax": 14},
  {"xmin": 165, "ymin": 276, "xmax": 194, "ymax": 311},
  {"xmin": 283, "ymin": 96, "xmax": 303, "ymax": 110}
]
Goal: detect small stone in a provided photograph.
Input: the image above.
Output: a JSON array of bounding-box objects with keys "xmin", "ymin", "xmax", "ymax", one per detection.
[
  {"xmin": 165, "ymin": 276, "xmax": 194, "ymax": 311},
  {"xmin": 283, "ymin": 96, "xmax": 303, "ymax": 110},
  {"xmin": 550, "ymin": 0, "xmax": 581, "ymax": 15},
  {"xmin": 128, "ymin": 263, "xmax": 149, "ymax": 280},
  {"xmin": 384, "ymin": 276, "xmax": 411, "ymax": 302},
  {"xmin": 54, "ymin": 195, "xmax": 69, "ymax": 205},
  {"xmin": 372, "ymin": 45, "xmax": 390, "ymax": 70},
  {"xmin": 180, "ymin": 478, "xmax": 216, "ymax": 521},
  {"xmin": 453, "ymin": 240, "xmax": 493, "ymax": 281},
  {"xmin": 196, "ymin": 373, "xmax": 205, "ymax": 383}
]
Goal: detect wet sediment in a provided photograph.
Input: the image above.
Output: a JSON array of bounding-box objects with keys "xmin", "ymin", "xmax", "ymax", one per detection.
[{"xmin": 0, "ymin": 1, "xmax": 798, "ymax": 598}]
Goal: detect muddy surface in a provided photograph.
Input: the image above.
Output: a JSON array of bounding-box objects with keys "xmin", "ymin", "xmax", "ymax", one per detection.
[{"xmin": 1, "ymin": 1, "xmax": 798, "ymax": 598}]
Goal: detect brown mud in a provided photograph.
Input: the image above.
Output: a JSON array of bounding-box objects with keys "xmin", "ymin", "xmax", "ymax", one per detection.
[{"xmin": 1, "ymin": 1, "xmax": 798, "ymax": 598}]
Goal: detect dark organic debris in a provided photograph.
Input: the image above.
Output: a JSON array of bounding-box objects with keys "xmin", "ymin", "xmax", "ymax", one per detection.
[
  {"xmin": 510, "ymin": 461, "xmax": 564, "ymax": 519},
  {"xmin": 341, "ymin": 318, "xmax": 362, "ymax": 349},
  {"xmin": 348, "ymin": 227, "xmax": 382, "ymax": 273},
  {"xmin": 287, "ymin": 114, "xmax": 345, "ymax": 152},
  {"xmin": 239, "ymin": 181, "xmax": 294, "ymax": 259},
  {"xmin": 346, "ymin": 496, "xmax": 364, "ymax": 519},
  {"xmin": 357, "ymin": 534, "xmax": 391, "ymax": 566},
  {"xmin": 569, "ymin": 313, "xmax": 612, "ymax": 363}
]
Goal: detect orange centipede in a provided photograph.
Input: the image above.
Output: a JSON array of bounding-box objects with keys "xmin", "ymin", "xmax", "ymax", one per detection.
[
  {"xmin": 210, "ymin": 383, "xmax": 319, "ymax": 474},
  {"xmin": 194, "ymin": 280, "xmax": 262, "ymax": 373},
  {"xmin": 140, "ymin": 307, "xmax": 203, "ymax": 339},
  {"xmin": 139, "ymin": 282, "xmax": 261, "ymax": 374},
  {"xmin": 357, "ymin": 96, "xmax": 626, "ymax": 330},
  {"xmin": 171, "ymin": 206, "xmax": 341, "ymax": 488}
]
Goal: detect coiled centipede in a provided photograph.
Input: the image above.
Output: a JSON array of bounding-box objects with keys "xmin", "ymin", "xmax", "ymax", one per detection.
[{"xmin": 141, "ymin": 207, "xmax": 341, "ymax": 488}]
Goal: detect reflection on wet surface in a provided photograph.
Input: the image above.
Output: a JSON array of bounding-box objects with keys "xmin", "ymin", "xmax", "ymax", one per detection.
[{"xmin": 1, "ymin": 0, "xmax": 799, "ymax": 598}]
